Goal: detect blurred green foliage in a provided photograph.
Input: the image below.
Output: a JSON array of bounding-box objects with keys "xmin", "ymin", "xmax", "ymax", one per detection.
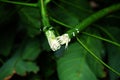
[{"xmin": 0, "ymin": 0, "xmax": 120, "ymax": 80}]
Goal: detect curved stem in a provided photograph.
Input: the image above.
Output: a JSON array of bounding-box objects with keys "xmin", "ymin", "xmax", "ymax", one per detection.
[
  {"xmin": 67, "ymin": 4, "xmax": 120, "ymax": 38},
  {"xmin": 50, "ymin": 17, "xmax": 71, "ymax": 28},
  {"xmin": 77, "ymin": 37, "xmax": 120, "ymax": 76},
  {"xmin": 38, "ymin": 0, "xmax": 61, "ymax": 51},
  {"xmin": 51, "ymin": 17, "xmax": 120, "ymax": 48},
  {"xmin": 38, "ymin": 0, "xmax": 50, "ymax": 27},
  {"xmin": 0, "ymin": 0, "xmax": 37, "ymax": 7}
]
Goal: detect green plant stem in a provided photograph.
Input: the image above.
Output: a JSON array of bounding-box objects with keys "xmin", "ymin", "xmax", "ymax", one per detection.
[
  {"xmin": 50, "ymin": 17, "xmax": 71, "ymax": 28},
  {"xmin": 0, "ymin": 0, "xmax": 37, "ymax": 7},
  {"xmin": 50, "ymin": 18, "xmax": 120, "ymax": 75},
  {"xmin": 77, "ymin": 37, "xmax": 120, "ymax": 76},
  {"xmin": 82, "ymin": 32, "xmax": 120, "ymax": 47},
  {"xmin": 50, "ymin": 2, "xmax": 120, "ymax": 40},
  {"xmin": 67, "ymin": 4, "xmax": 120, "ymax": 38},
  {"xmin": 38, "ymin": 0, "xmax": 60, "ymax": 51},
  {"xmin": 60, "ymin": 0, "xmax": 120, "ymax": 20},
  {"xmin": 38, "ymin": 0, "xmax": 51, "ymax": 31},
  {"xmin": 50, "ymin": 17, "xmax": 120, "ymax": 48}
]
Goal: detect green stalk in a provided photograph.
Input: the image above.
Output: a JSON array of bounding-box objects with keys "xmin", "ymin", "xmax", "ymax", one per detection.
[
  {"xmin": 82, "ymin": 32, "xmax": 120, "ymax": 47},
  {"xmin": 38, "ymin": 0, "xmax": 50, "ymax": 27},
  {"xmin": 0, "ymin": 0, "xmax": 37, "ymax": 7},
  {"xmin": 77, "ymin": 37, "xmax": 120, "ymax": 76},
  {"xmin": 50, "ymin": 17, "xmax": 71, "ymax": 28},
  {"xmin": 38, "ymin": 0, "xmax": 61, "ymax": 51},
  {"xmin": 67, "ymin": 4, "xmax": 120, "ymax": 38},
  {"xmin": 50, "ymin": 17, "xmax": 120, "ymax": 48}
]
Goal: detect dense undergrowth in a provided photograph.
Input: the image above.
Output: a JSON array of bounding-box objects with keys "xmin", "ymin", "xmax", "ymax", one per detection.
[{"xmin": 0, "ymin": 0, "xmax": 120, "ymax": 80}]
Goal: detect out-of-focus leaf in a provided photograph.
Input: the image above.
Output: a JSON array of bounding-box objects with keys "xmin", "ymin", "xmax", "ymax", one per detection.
[
  {"xmin": 106, "ymin": 27, "xmax": 120, "ymax": 80},
  {"xmin": 0, "ymin": 54, "xmax": 20, "ymax": 80},
  {"xmin": 57, "ymin": 42, "xmax": 97, "ymax": 80},
  {"xmin": 19, "ymin": 7, "xmax": 41, "ymax": 37},
  {"xmin": 0, "ymin": 37, "xmax": 40, "ymax": 80},
  {"xmin": 0, "ymin": 53, "xmax": 39, "ymax": 80},
  {"xmin": 106, "ymin": 27, "xmax": 120, "ymax": 42},
  {"xmin": 107, "ymin": 44, "xmax": 120, "ymax": 80},
  {"xmin": 84, "ymin": 32, "xmax": 106, "ymax": 78},
  {"xmin": 22, "ymin": 38, "xmax": 41, "ymax": 61},
  {"xmin": 15, "ymin": 60, "xmax": 39, "ymax": 76}
]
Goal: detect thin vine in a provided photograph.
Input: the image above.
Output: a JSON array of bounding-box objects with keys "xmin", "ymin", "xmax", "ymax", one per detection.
[
  {"xmin": 76, "ymin": 37, "xmax": 120, "ymax": 76},
  {"xmin": 0, "ymin": 0, "xmax": 37, "ymax": 7},
  {"xmin": 50, "ymin": 17, "xmax": 120, "ymax": 48}
]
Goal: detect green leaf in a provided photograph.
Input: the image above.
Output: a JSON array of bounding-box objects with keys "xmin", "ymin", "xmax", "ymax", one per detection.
[
  {"xmin": 0, "ymin": 53, "xmax": 39, "ymax": 80},
  {"xmin": 0, "ymin": 55, "xmax": 39, "ymax": 80},
  {"xmin": 15, "ymin": 60, "xmax": 39, "ymax": 76},
  {"xmin": 19, "ymin": 6, "xmax": 41, "ymax": 37},
  {"xmin": 106, "ymin": 27, "xmax": 120, "ymax": 42},
  {"xmin": 85, "ymin": 32, "xmax": 106, "ymax": 78},
  {"xmin": 22, "ymin": 38, "xmax": 41, "ymax": 61},
  {"xmin": 106, "ymin": 27, "xmax": 120, "ymax": 80},
  {"xmin": 0, "ymin": 54, "xmax": 20, "ymax": 80},
  {"xmin": 57, "ymin": 42, "xmax": 97, "ymax": 80},
  {"xmin": 0, "ymin": 38, "xmax": 40, "ymax": 79},
  {"xmin": 107, "ymin": 44, "xmax": 120, "ymax": 80}
]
